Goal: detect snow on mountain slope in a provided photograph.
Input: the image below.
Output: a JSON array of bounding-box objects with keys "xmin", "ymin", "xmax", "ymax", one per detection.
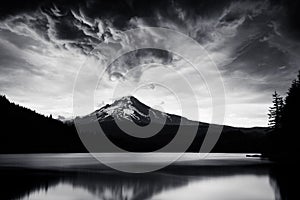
[{"xmin": 92, "ymin": 96, "xmax": 171, "ymax": 124}]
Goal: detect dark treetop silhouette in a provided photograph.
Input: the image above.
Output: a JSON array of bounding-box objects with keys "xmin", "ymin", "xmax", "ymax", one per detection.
[{"xmin": 265, "ymin": 71, "xmax": 300, "ymax": 160}]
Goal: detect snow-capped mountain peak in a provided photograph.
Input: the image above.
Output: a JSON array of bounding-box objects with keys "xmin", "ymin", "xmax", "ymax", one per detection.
[{"xmin": 93, "ymin": 96, "xmax": 167, "ymax": 123}]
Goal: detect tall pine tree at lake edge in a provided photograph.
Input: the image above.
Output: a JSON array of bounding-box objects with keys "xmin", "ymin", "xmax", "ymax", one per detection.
[{"xmin": 266, "ymin": 71, "xmax": 300, "ymax": 160}]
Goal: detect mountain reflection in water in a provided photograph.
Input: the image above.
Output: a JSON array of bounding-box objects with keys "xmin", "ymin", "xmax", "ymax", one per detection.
[{"xmin": 0, "ymin": 164, "xmax": 295, "ymax": 200}]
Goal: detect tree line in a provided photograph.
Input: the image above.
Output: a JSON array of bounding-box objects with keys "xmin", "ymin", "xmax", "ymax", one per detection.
[
  {"xmin": 0, "ymin": 95, "xmax": 86, "ymax": 153},
  {"xmin": 267, "ymin": 71, "xmax": 300, "ymax": 159}
]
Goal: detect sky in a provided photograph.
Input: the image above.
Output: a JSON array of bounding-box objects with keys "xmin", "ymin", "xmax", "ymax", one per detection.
[{"xmin": 1, "ymin": 0, "xmax": 300, "ymax": 127}]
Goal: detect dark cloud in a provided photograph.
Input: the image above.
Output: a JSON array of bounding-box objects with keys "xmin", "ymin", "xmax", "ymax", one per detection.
[
  {"xmin": 277, "ymin": 0, "xmax": 300, "ymax": 40},
  {"xmin": 0, "ymin": 0, "xmax": 299, "ymax": 31},
  {"xmin": 0, "ymin": 0, "xmax": 41, "ymax": 19},
  {"xmin": 1, "ymin": 0, "xmax": 299, "ymax": 74},
  {"xmin": 107, "ymin": 49, "xmax": 173, "ymax": 81},
  {"xmin": 0, "ymin": 0, "xmax": 298, "ymax": 77},
  {"xmin": 0, "ymin": 0, "xmax": 296, "ymax": 53}
]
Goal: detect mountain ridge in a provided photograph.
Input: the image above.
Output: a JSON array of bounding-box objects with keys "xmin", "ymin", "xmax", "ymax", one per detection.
[
  {"xmin": 88, "ymin": 95, "xmax": 205, "ymax": 126},
  {"xmin": 77, "ymin": 95, "xmax": 269, "ymax": 152}
]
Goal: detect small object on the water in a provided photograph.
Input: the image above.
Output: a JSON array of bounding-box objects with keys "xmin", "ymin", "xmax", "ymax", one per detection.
[{"xmin": 246, "ymin": 154, "xmax": 261, "ymax": 158}]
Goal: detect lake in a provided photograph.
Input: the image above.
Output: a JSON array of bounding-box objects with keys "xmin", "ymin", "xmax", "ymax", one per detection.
[{"xmin": 0, "ymin": 153, "xmax": 295, "ymax": 200}]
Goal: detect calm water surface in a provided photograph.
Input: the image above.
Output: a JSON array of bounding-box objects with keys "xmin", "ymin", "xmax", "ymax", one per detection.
[{"xmin": 0, "ymin": 153, "xmax": 294, "ymax": 200}]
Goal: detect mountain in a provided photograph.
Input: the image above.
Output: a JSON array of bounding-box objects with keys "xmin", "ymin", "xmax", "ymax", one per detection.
[
  {"xmin": 91, "ymin": 96, "xmax": 199, "ymax": 125},
  {"xmin": 78, "ymin": 95, "xmax": 269, "ymax": 152},
  {"xmin": 0, "ymin": 95, "xmax": 269, "ymax": 153}
]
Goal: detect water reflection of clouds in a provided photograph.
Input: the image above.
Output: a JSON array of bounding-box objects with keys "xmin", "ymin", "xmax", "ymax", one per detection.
[
  {"xmin": 150, "ymin": 175, "xmax": 275, "ymax": 200},
  {"xmin": 21, "ymin": 184, "xmax": 100, "ymax": 200},
  {"xmin": 20, "ymin": 175, "xmax": 275, "ymax": 200},
  {"xmin": 3, "ymin": 167, "xmax": 280, "ymax": 200}
]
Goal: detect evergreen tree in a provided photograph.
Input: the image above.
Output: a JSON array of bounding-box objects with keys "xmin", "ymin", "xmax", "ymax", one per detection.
[
  {"xmin": 269, "ymin": 70, "xmax": 300, "ymax": 156},
  {"xmin": 268, "ymin": 91, "xmax": 284, "ymax": 130},
  {"xmin": 281, "ymin": 71, "xmax": 300, "ymax": 129}
]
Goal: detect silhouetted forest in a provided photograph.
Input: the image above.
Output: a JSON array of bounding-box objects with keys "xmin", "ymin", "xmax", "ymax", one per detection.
[
  {"xmin": 0, "ymin": 95, "xmax": 86, "ymax": 153},
  {"xmin": 265, "ymin": 70, "xmax": 300, "ymax": 160}
]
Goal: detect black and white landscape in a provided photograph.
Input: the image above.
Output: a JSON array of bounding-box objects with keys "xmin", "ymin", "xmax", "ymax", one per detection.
[
  {"xmin": 1, "ymin": 0, "xmax": 300, "ymax": 200},
  {"xmin": 1, "ymin": 94, "xmax": 270, "ymax": 153}
]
